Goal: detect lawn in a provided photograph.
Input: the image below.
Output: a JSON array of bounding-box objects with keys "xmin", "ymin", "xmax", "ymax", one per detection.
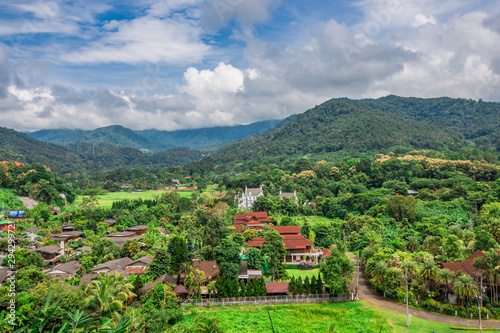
[
  {"xmin": 178, "ymin": 300, "xmax": 459, "ymax": 332},
  {"xmin": 285, "ymin": 269, "xmax": 320, "ymax": 281},
  {"xmin": 73, "ymin": 190, "xmax": 194, "ymax": 208}
]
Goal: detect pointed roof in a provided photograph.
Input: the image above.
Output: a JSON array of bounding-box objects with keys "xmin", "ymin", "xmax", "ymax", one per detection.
[{"xmin": 173, "ymin": 284, "xmax": 188, "ymax": 294}]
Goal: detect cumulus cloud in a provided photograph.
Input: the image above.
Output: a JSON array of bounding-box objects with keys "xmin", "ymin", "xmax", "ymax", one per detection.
[
  {"xmin": 1, "ymin": 0, "xmax": 500, "ymax": 133},
  {"xmin": 61, "ymin": 16, "xmax": 211, "ymax": 64}
]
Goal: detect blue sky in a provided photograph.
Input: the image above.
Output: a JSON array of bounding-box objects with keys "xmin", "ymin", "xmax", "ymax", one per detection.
[{"xmin": 0, "ymin": 0, "xmax": 499, "ymax": 131}]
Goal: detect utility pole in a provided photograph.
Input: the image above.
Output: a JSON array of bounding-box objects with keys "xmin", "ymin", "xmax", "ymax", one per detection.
[
  {"xmin": 405, "ymin": 267, "xmax": 409, "ymax": 326},
  {"xmin": 356, "ymin": 250, "xmax": 360, "ymax": 300},
  {"xmin": 478, "ymin": 272, "xmax": 483, "ymax": 333}
]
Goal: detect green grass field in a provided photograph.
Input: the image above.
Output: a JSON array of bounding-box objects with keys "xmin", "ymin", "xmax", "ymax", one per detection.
[
  {"xmin": 179, "ymin": 301, "xmax": 459, "ymax": 332},
  {"xmin": 73, "ymin": 190, "xmax": 195, "ymax": 208},
  {"xmin": 285, "ymin": 269, "xmax": 320, "ymax": 281}
]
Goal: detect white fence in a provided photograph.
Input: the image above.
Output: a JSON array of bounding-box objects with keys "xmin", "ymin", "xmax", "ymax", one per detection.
[{"xmin": 182, "ymin": 294, "xmax": 352, "ymax": 307}]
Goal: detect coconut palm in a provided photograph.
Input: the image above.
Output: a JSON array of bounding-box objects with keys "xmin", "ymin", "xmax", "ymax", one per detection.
[
  {"xmin": 85, "ymin": 272, "xmax": 136, "ymax": 315},
  {"xmin": 453, "ymin": 274, "xmax": 478, "ymax": 306},
  {"xmin": 475, "ymin": 251, "xmax": 500, "ymax": 303},
  {"xmin": 437, "ymin": 268, "xmax": 454, "ymax": 303}
]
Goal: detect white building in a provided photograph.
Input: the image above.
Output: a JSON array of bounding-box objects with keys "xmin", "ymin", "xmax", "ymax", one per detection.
[{"xmin": 239, "ymin": 186, "xmax": 264, "ymax": 209}]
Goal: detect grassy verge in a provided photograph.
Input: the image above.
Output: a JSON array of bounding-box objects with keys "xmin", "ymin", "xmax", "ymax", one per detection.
[{"xmin": 178, "ymin": 300, "xmax": 460, "ymax": 332}]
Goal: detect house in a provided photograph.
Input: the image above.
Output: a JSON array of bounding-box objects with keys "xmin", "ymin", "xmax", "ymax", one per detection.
[
  {"xmin": 61, "ymin": 224, "xmax": 74, "ymax": 231},
  {"xmin": 124, "ymin": 256, "xmax": 153, "ymax": 275},
  {"xmin": 171, "ymin": 179, "xmax": 180, "ymax": 185},
  {"xmin": 238, "ymin": 261, "xmax": 262, "ymax": 280},
  {"xmin": 30, "ymin": 245, "xmax": 62, "ymax": 268},
  {"xmin": 48, "ymin": 231, "xmax": 84, "ymax": 254},
  {"xmin": 193, "ymin": 260, "xmax": 220, "ymax": 284},
  {"xmin": 279, "ymin": 190, "xmax": 298, "ymax": 203},
  {"xmin": 265, "ymin": 282, "xmax": 289, "ymax": 295},
  {"xmin": 441, "ymin": 250, "xmax": 486, "ymax": 280},
  {"xmin": 102, "ymin": 219, "xmax": 117, "ymax": 227},
  {"xmin": 47, "ymin": 261, "xmax": 82, "ymax": 279},
  {"xmin": 91, "ymin": 257, "xmax": 133, "ymax": 275},
  {"xmin": 23, "ymin": 227, "xmax": 41, "ymax": 233},
  {"xmin": 76, "ymin": 246, "xmax": 92, "ymax": 255},
  {"xmin": 22, "ymin": 232, "xmax": 42, "ymax": 242},
  {"xmin": 0, "ymin": 269, "xmax": 11, "ymax": 285},
  {"xmin": 125, "ymin": 225, "xmax": 149, "ymax": 236},
  {"xmin": 104, "ymin": 232, "xmax": 143, "ymax": 248},
  {"xmin": 0, "ymin": 221, "xmax": 15, "ymax": 232},
  {"xmin": 239, "ymin": 186, "xmax": 264, "ymax": 209},
  {"xmin": 247, "ymin": 226, "xmax": 323, "ymax": 265},
  {"xmin": 79, "ymin": 273, "xmax": 98, "ymax": 287},
  {"xmin": 271, "ymin": 226, "xmax": 301, "ymax": 235},
  {"xmin": 233, "ymin": 212, "xmax": 272, "ymax": 231}
]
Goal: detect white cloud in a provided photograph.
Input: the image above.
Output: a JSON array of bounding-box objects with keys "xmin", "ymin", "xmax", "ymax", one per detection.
[
  {"xmin": 411, "ymin": 13, "xmax": 436, "ymax": 27},
  {"xmin": 61, "ymin": 16, "xmax": 211, "ymax": 64}
]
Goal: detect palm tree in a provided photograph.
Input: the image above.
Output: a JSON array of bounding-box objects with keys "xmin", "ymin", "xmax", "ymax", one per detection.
[
  {"xmin": 453, "ymin": 274, "xmax": 478, "ymax": 306},
  {"xmin": 371, "ymin": 261, "xmax": 388, "ymax": 285},
  {"xmin": 437, "ymin": 268, "xmax": 454, "ymax": 303},
  {"xmin": 418, "ymin": 260, "xmax": 439, "ymax": 292},
  {"xmin": 85, "ymin": 272, "xmax": 136, "ymax": 315}
]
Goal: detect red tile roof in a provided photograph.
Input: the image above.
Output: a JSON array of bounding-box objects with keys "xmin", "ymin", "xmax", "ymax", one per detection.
[
  {"xmin": 234, "ymin": 212, "xmax": 271, "ymax": 225},
  {"xmin": 265, "ymin": 282, "xmax": 289, "ymax": 294},
  {"xmin": 441, "ymin": 250, "xmax": 487, "ymax": 279},
  {"xmin": 248, "ymin": 234, "xmax": 313, "ymax": 250},
  {"xmin": 321, "ymin": 248, "xmax": 332, "ymax": 257},
  {"xmin": 271, "ymin": 226, "xmax": 301, "ymax": 235},
  {"xmin": 124, "ymin": 266, "xmax": 147, "ymax": 274}
]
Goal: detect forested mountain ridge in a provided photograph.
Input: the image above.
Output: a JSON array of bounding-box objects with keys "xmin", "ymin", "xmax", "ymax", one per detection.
[
  {"xmin": 207, "ymin": 99, "xmax": 467, "ymax": 165},
  {"xmin": 360, "ymin": 95, "xmax": 500, "ymax": 149},
  {"xmin": 0, "ymin": 128, "xmax": 202, "ymax": 173},
  {"xmin": 27, "ymin": 120, "xmax": 280, "ymax": 152}
]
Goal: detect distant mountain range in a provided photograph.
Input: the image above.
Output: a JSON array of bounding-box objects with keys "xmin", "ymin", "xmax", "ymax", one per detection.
[
  {"xmin": 3, "ymin": 96, "xmax": 500, "ymax": 173},
  {"xmin": 27, "ymin": 120, "xmax": 281, "ymax": 153}
]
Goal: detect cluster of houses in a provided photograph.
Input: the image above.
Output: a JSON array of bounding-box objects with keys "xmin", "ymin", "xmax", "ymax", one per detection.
[{"xmin": 0, "ymin": 208, "xmax": 332, "ymax": 298}]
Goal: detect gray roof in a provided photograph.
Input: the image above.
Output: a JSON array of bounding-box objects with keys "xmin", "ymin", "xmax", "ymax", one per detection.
[
  {"xmin": 128, "ymin": 256, "xmax": 153, "ymax": 266},
  {"xmin": 0, "ymin": 270, "xmax": 9, "ymax": 284},
  {"xmin": 30, "ymin": 245, "xmax": 61, "ymax": 254},
  {"xmin": 79, "ymin": 273, "xmax": 98, "ymax": 287},
  {"xmin": 77, "ymin": 246, "xmax": 92, "ymax": 253},
  {"xmin": 91, "ymin": 257, "xmax": 133, "ymax": 272},
  {"xmin": 102, "ymin": 219, "xmax": 117, "ymax": 226},
  {"xmin": 48, "ymin": 261, "xmax": 82, "ymax": 274},
  {"xmin": 23, "ymin": 227, "xmax": 41, "ymax": 233},
  {"xmin": 125, "ymin": 225, "xmax": 149, "ymax": 231}
]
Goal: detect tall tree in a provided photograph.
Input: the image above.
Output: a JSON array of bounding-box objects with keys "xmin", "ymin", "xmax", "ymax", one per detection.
[
  {"xmin": 261, "ymin": 229, "xmax": 286, "ymax": 282},
  {"xmin": 214, "ymin": 238, "xmax": 242, "ymax": 279},
  {"xmin": 320, "ymin": 247, "xmax": 354, "ymax": 294}
]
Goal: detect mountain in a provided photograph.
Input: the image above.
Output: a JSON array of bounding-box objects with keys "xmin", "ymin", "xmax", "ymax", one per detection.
[
  {"xmin": 359, "ymin": 95, "xmax": 500, "ymax": 150},
  {"xmin": 28, "ymin": 128, "xmax": 83, "ymax": 142},
  {"xmin": 0, "ymin": 128, "xmax": 203, "ymax": 173},
  {"xmin": 0, "ymin": 127, "xmax": 79, "ymax": 172},
  {"xmin": 207, "ymin": 99, "xmax": 467, "ymax": 165},
  {"xmin": 27, "ymin": 120, "xmax": 281, "ymax": 152}
]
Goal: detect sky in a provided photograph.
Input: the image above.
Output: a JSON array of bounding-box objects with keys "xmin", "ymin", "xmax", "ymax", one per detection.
[{"xmin": 0, "ymin": 0, "xmax": 499, "ymax": 132}]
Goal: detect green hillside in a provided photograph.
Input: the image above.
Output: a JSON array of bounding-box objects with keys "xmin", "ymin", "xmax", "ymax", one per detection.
[
  {"xmin": 0, "ymin": 129, "xmax": 203, "ymax": 173},
  {"xmin": 208, "ymin": 99, "xmax": 466, "ymax": 165},
  {"xmin": 0, "ymin": 127, "xmax": 79, "ymax": 172},
  {"xmin": 360, "ymin": 95, "xmax": 500, "ymax": 149}
]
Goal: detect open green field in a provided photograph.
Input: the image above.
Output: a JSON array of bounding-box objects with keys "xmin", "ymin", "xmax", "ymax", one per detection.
[
  {"xmin": 179, "ymin": 301, "xmax": 459, "ymax": 332},
  {"xmin": 73, "ymin": 190, "xmax": 194, "ymax": 208},
  {"xmin": 285, "ymin": 269, "xmax": 320, "ymax": 281}
]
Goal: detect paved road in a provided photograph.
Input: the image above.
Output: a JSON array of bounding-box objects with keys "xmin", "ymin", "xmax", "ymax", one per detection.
[
  {"xmin": 352, "ymin": 254, "xmax": 500, "ymax": 328},
  {"xmin": 17, "ymin": 197, "xmax": 39, "ymax": 209}
]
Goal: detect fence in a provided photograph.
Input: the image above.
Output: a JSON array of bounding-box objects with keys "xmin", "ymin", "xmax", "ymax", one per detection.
[{"xmin": 181, "ymin": 294, "xmax": 353, "ymax": 307}]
